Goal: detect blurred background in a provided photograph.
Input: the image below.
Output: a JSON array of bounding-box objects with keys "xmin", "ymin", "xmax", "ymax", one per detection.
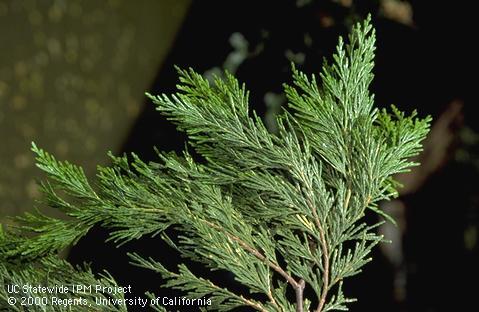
[{"xmin": 1, "ymin": 0, "xmax": 477, "ymax": 311}]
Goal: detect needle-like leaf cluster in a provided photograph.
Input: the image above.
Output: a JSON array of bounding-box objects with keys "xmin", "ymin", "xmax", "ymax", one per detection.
[{"xmin": 1, "ymin": 17, "xmax": 430, "ymax": 311}]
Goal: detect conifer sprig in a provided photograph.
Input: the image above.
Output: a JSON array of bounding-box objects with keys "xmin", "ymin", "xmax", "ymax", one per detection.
[
  {"xmin": 0, "ymin": 247, "xmax": 127, "ymax": 312},
  {"xmin": 1, "ymin": 16, "xmax": 430, "ymax": 311}
]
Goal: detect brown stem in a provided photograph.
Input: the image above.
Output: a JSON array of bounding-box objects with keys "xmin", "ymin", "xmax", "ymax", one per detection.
[
  {"xmin": 215, "ymin": 283, "xmax": 268, "ymax": 312},
  {"xmin": 312, "ymin": 187, "xmax": 353, "ymax": 312},
  {"xmin": 202, "ymin": 219, "xmax": 303, "ymax": 310},
  {"xmin": 299, "ymin": 170, "xmax": 333, "ymax": 312},
  {"xmin": 171, "ymin": 263, "xmax": 268, "ymax": 312},
  {"xmin": 312, "ymin": 206, "xmax": 330, "ymax": 312},
  {"xmin": 240, "ymin": 295, "xmax": 269, "ymax": 312},
  {"xmin": 267, "ymin": 286, "xmax": 280, "ymax": 310},
  {"xmin": 205, "ymin": 220, "xmax": 299, "ymax": 287},
  {"xmin": 295, "ymin": 279, "xmax": 306, "ymax": 312}
]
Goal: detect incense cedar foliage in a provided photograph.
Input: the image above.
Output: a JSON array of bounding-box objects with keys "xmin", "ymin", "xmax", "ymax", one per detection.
[{"xmin": 0, "ymin": 17, "xmax": 430, "ymax": 311}]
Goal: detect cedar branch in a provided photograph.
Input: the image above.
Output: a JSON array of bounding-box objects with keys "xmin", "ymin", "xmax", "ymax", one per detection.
[{"xmin": 202, "ymin": 219, "xmax": 303, "ymax": 311}]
